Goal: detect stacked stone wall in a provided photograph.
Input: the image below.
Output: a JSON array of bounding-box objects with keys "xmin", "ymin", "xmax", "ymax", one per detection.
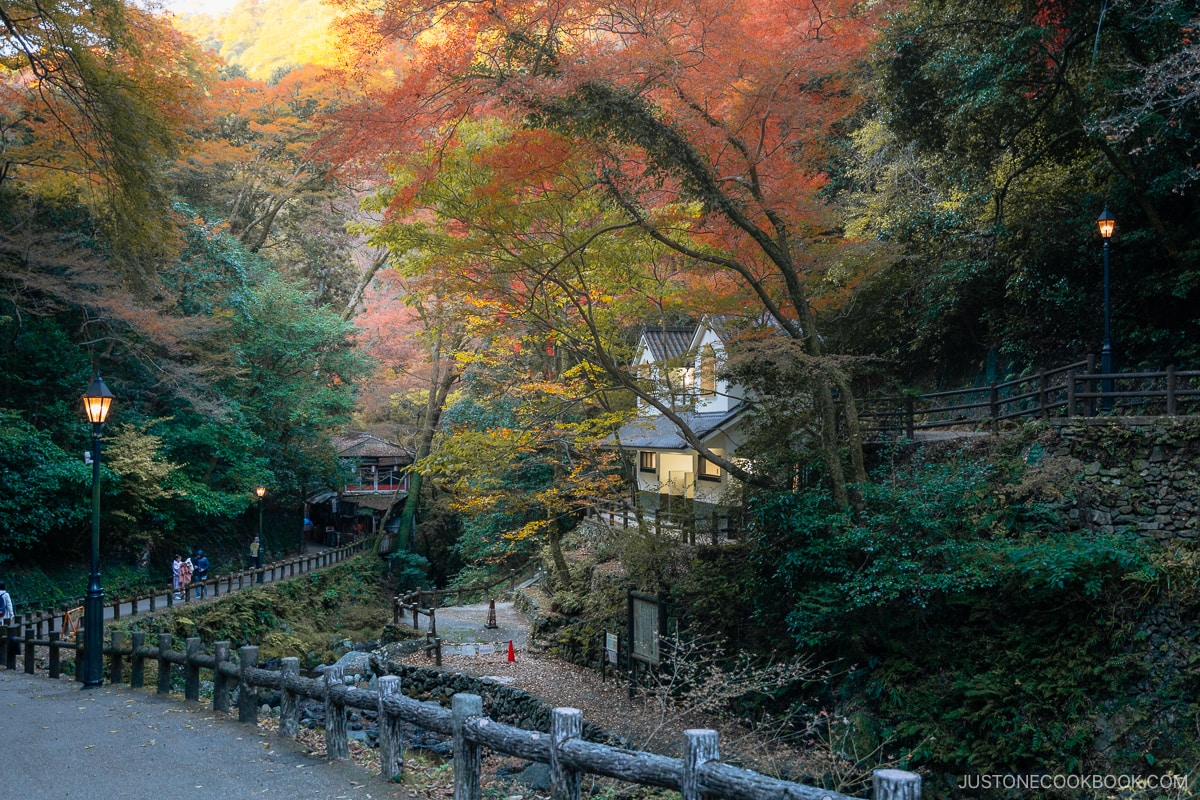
[{"xmin": 1037, "ymin": 417, "xmax": 1200, "ymax": 541}]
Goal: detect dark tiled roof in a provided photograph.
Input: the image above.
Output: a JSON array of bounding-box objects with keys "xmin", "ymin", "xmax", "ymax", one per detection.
[
  {"xmin": 641, "ymin": 326, "xmax": 697, "ymax": 362},
  {"xmin": 332, "ymin": 432, "xmax": 411, "ymax": 461},
  {"xmin": 608, "ymin": 404, "xmax": 746, "ymax": 449}
]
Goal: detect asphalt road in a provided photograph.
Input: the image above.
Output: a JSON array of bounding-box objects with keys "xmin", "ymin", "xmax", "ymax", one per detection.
[{"xmin": 0, "ymin": 671, "xmax": 398, "ymax": 800}]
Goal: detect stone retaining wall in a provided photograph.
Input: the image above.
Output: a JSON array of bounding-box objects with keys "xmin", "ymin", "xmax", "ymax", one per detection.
[
  {"xmin": 1035, "ymin": 417, "xmax": 1200, "ymax": 540},
  {"xmin": 369, "ymin": 655, "xmax": 618, "ymax": 744}
]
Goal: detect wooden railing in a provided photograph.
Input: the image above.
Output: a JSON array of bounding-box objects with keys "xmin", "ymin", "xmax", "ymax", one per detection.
[
  {"xmin": 586, "ymin": 499, "xmax": 740, "ymax": 545},
  {"xmin": 399, "ymin": 566, "xmax": 525, "ymax": 611},
  {"xmin": 0, "ymin": 632, "xmax": 922, "ymax": 799},
  {"xmin": 6, "ymin": 538, "xmax": 371, "ymax": 655},
  {"xmin": 859, "ymin": 357, "xmax": 1200, "ymax": 436}
]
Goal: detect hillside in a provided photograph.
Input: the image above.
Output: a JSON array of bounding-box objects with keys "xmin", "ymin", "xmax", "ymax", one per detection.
[{"xmin": 172, "ymin": 0, "xmax": 345, "ymax": 79}]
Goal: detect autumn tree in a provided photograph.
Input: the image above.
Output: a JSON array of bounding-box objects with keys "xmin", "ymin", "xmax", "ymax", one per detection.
[
  {"xmin": 326, "ymin": 0, "xmax": 890, "ymax": 504},
  {"xmin": 351, "ymin": 265, "xmax": 470, "ymax": 555},
  {"xmin": 172, "ymin": 63, "xmax": 360, "ymax": 306},
  {"xmin": 1, "ymin": 0, "xmax": 207, "ymax": 289}
]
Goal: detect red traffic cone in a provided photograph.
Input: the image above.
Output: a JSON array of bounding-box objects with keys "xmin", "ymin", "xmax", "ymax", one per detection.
[{"xmin": 507, "ymin": 639, "xmax": 515, "ymax": 662}]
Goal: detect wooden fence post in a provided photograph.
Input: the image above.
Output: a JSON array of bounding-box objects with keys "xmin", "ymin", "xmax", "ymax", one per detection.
[
  {"xmin": 873, "ymin": 769, "xmax": 921, "ymax": 800},
  {"xmin": 213, "ymin": 641, "xmax": 231, "ymax": 713},
  {"xmin": 75, "ymin": 630, "xmax": 84, "ymax": 684},
  {"xmin": 279, "ymin": 657, "xmax": 300, "ymax": 738},
  {"xmin": 550, "ymin": 707, "xmax": 583, "ymax": 800},
  {"xmin": 238, "ymin": 645, "xmax": 259, "ymax": 724},
  {"xmin": 378, "ymin": 675, "xmax": 404, "ymax": 782},
  {"xmin": 1086, "ymin": 354, "xmax": 1097, "ymax": 416},
  {"xmin": 185, "ymin": 637, "xmax": 202, "ymax": 701},
  {"xmin": 682, "ymin": 729, "xmax": 719, "ymax": 800},
  {"xmin": 325, "ymin": 665, "xmax": 349, "ymax": 761},
  {"xmin": 130, "ymin": 631, "xmax": 145, "ymax": 688},
  {"xmin": 23, "ymin": 626, "xmax": 34, "ymax": 674},
  {"xmin": 1166, "ymin": 365, "xmax": 1177, "ymax": 415},
  {"xmin": 452, "ymin": 693, "xmax": 483, "ymax": 800},
  {"xmin": 157, "ymin": 633, "xmax": 173, "ymax": 695},
  {"xmin": 110, "ymin": 630, "xmax": 126, "ymax": 685},
  {"xmin": 49, "ymin": 629, "xmax": 61, "ymax": 679}
]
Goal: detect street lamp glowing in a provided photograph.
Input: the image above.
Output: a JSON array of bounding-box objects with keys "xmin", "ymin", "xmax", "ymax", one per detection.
[
  {"xmin": 255, "ymin": 486, "xmax": 266, "ymax": 498},
  {"xmin": 1097, "ymin": 208, "xmax": 1116, "ymax": 411},
  {"xmin": 82, "ymin": 374, "xmax": 114, "ymax": 424},
  {"xmin": 81, "ymin": 372, "xmax": 114, "ymax": 688}
]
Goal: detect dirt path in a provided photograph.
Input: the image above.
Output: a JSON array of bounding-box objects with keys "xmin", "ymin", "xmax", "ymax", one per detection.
[{"xmin": 394, "ymin": 600, "xmax": 804, "ymax": 772}]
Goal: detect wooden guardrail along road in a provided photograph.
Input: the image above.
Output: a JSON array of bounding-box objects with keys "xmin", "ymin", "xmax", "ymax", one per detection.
[{"xmin": 2, "ymin": 630, "xmax": 922, "ymax": 799}]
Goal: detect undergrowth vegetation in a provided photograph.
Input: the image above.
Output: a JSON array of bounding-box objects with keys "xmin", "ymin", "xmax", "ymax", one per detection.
[
  {"xmin": 536, "ymin": 431, "xmax": 1200, "ymax": 795},
  {"xmin": 113, "ymin": 554, "xmax": 400, "ymax": 668}
]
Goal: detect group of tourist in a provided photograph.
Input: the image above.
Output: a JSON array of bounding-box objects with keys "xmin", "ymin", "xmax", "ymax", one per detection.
[
  {"xmin": 170, "ymin": 550, "xmax": 210, "ymax": 600},
  {"xmin": 169, "ymin": 538, "xmax": 265, "ymax": 599}
]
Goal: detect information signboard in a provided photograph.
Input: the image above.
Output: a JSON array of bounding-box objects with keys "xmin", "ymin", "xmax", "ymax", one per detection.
[{"xmin": 627, "ymin": 590, "xmax": 665, "ymax": 666}]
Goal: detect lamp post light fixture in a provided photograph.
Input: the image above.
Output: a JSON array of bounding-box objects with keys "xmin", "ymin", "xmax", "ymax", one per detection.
[
  {"xmin": 1097, "ymin": 207, "xmax": 1116, "ymax": 410},
  {"xmin": 81, "ymin": 373, "xmax": 114, "ymax": 688}
]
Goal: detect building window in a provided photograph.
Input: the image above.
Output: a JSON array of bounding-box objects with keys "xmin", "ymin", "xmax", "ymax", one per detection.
[
  {"xmin": 699, "ymin": 345, "xmax": 717, "ymax": 395},
  {"xmin": 698, "ymin": 456, "xmax": 722, "ymax": 481},
  {"xmin": 639, "ymin": 451, "xmax": 658, "ymax": 472}
]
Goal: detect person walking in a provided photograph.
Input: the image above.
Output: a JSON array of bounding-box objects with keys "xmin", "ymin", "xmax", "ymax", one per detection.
[
  {"xmin": 0, "ymin": 579, "xmax": 18, "ymax": 655},
  {"xmin": 178, "ymin": 556, "xmax": 193, "ymax": 602},
  {"xmin": 249, "ymin": 537, "xmax": 265, "ymax": 583},
  {"xmin": 171, "ymin": 554, "xmax": 183, "ymax": 600},
  {"xmin": 193, "ymin": 549, "xmax": 210, "ymax": 598}
]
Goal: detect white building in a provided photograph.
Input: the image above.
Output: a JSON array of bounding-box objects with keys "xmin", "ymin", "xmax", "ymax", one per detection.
[{"xmin": 607, "ymin": 320, "xmax": 749, "ymax": 532}]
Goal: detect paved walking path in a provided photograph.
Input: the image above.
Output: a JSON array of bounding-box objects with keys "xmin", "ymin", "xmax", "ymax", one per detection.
[
  {"xmin": 83, "ymin": 542, "xmax": 339, "ymax": 623},
  {"xmin": 406, "ymin": 600, "xmax": 530, "ymax": 652},
  {"xmin": 0, "ymin": 671, "xmax": 392, "ymax": 800}
]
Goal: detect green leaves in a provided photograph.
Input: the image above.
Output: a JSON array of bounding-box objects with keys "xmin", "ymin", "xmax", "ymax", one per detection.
[{"xmin": 0, "ymin": 411, "xmax": 90, "ymax": 559}]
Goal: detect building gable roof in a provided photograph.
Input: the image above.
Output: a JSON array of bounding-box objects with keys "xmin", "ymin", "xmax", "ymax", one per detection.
[
  {"xmin": 640, "ymin": 326, "xmax": 697, "ymax": 362},
  {"xmin": 609, "ymin": 403, "xmax": 747, "ymax": 450},
  {"xmin": 332, "ymin": 432, "xmax": 412, "ymax": 461}
]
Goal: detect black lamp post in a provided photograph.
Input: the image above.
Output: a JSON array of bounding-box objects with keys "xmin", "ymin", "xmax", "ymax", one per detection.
[
  {"xmin": 1097, "ymin": 207, "xmax": 1116, "ymax": 410},
  {"xmin": 255, "ymin": 487, "xmax": 266, "ymax": 581},
  {"xmin": 81, "ymin": 373, "xmax": 114, "ymax": 688}
]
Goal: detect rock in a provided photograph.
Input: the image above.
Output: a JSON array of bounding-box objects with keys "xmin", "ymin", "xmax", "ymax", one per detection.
[{"xmin": 516, "ymin": 762, "xmax": 551, "ymax": 791}]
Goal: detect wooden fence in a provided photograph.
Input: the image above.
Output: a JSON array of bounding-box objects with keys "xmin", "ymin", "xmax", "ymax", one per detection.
[
  {"xmin": 586, "ymin": 499, "xmax": 739, "ymax": 545},
  {"xmin": 858, "ymin": 357, "xmax": 1200, "ymax": 437},
  {"xmin": 4, "ymin": 538, "xmax": 371, "ymax": 665},
  {"xmin": 0, "ymin": 632, "xmax": 921, "ymax": 800},
  {"xmin": 391, "ymin": 568, "xmax": 532, "ymax": 667},
  {"xmin": 399, "ymin": 566, "xmax": 526, "ymax": 610}
]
